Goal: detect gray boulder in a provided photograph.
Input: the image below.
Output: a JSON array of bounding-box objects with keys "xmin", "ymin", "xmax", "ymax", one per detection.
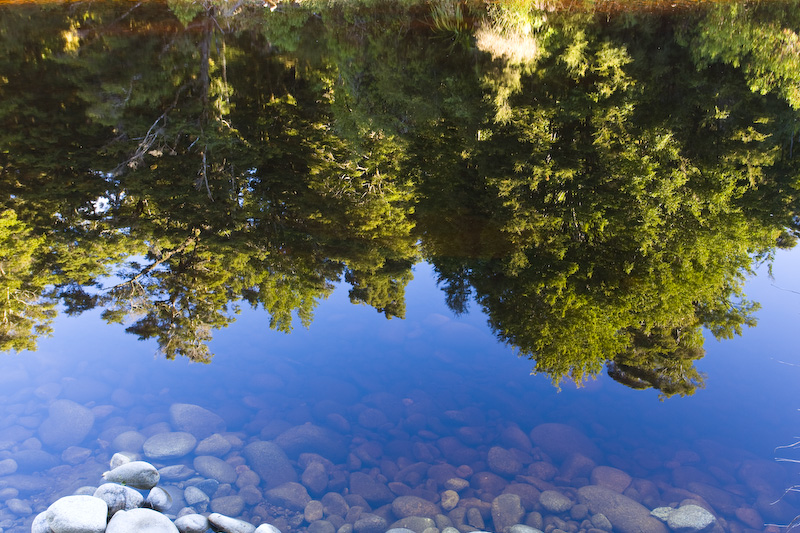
[
  {"xmin": 487, "ymin": 447, "xmax": 523, "ymax": 477},
  {"xmin": 94, "ymin": 483, "xmax": 144, "ymax": 517},
  {"xmin": 195, "ymin": 434, "xmax": 232, "ymax": 456},
  {"xmin": 539, "ymin": 490, "xmax": 572, "ymax": 513},
  {"xmin": 211, "ymin": 495, "xmax": 245, "ymax": 516},
  {"xmin": 492, "ymin": 493, "xmax": 525, "ymax": 533},
  {"xmin": 274, "ymin": 423, "xmax": 348, "ymax": 463},
  {"xmin": 666, "ymin": 505, "xmax": 717, "ymax": 533},
  {"xmin": 243, "ymin": 441, "xmax": 297, "ymax": 489},
  {"xmin": 391, "ymin": 495, "xmax": 439, "ymax": 518},
  {"xmin": 529, "ymin": 423, "xmax": 601, "ymax": 463},
  {"xmin": 46, "ymin": 495, "xmax": 108, "ymax": 533},
  {"xmin": 208, "ymin": 512, "xmax": 256, "ymax": 533},
  {"xmin": 389, "ymin": 517, "xmax": 436, "ymax": 533},
  {"xmin": 106, "ymin": 508, "xmax": 179, "ymax": 532},
  {"xmin": 184, "ymin": 486, "xmax": 210, "ymax": 507},
  {"xmin": 578, "ymin": 485, "xmax": 668, "ymax": 533},
  {"xmin": 174, "ymin": 513, "xmax": 209, "ymax": 533},
  {"xmin": 350, "ymin": 472, "xmax": 393, "ymax": 506},
  {"xmin": 143, "ymin": 432, "xmax": 197, "ymax": 460},
  {"xmin": 103, "ymin": 461, "xmax": 160, "ymax": 490},
  {"xmin": 169, "ymin": 403, "xmax": 226, "ymax": 440},
  {"xmin": 354, "ymin": 513, "xmax": 387, "ymax": 533},
  {"xmin": 38, "ymin": 399, "xmax": 95, "ymax": 451},
  {"xmin": 194, "ymin": 455, "xmax": 237, "ymax": 483},
  {"xmin": 145, "ymin": 486, "xmax": 173, "ymax": 513},
  {"xmin": 265, "ymin": 482, "xmax": 311, "ymax": 511}
]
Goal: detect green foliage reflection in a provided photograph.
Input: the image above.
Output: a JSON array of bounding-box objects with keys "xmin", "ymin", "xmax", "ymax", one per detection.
[{"xmin": 1, "ymin": 0, "xmax": 799, "ymax": 397}]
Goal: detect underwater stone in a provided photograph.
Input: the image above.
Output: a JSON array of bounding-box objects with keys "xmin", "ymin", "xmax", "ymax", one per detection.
[
  {"xmin": 46, "ymin": 495, "xmax": 108, "ymax": 533},
  {"xmin": 169, "ymin": 403, "xmax": 226, "ymax": 440},
  {"xmin": 143, "ymin": 432, "xmax": 197, "ymax": 460},
  {"xmin": 578, "ymin": 485, "xmax": 668, "ymax": 533},
  {"xmin": 243, "ymin": 441, "xmax": 297, "ymax": 489},
  {"xmin": 103, "ymin": 461, "xmax": 160, "ymax": 490},
  {"xmin": 539, "ymin": 490, "xmax": 572, "ymax": 513},
  {"xmin": 392, "ymin": 495, "xmax": 440, "ymax": 519},
  {"xmin": 174, "ymin": 513, "xmax": 209, "ymax": 533},
  {"xmin": 265, "ymin": 482, "xmax": 311, "ymax": 511},
  {"xmin": 195, "ymin": 433, "xmax": 232, "ymax": 457},
  {"xmin": 106, "ymin": 508, "xmax": 179, "ymax": 533},
  {"xmin": 529, "ymin": 423, "xmax": 601, "ymax": 463},
  {"xmin": 274, "ymin": 423, "xmax": 348, "ymax": 463},
  {"xmin": 145, "ymin": 486, "xmax": 173, "ymax": 513},
  {"xmin": 492, "ymin": 493, "xmax": 525, "ymax": 533},
  {"xmin": 194, "ymin": 455, "xmax": 237, "ymax": 484},
  {"xmin": 487, "ymin": 447, "xmax": 523, "ymax": 477},
  {"xmin": 208, "ymin": 512, "xmax": 256, "ymax": 533},
  {"xmin": 666, "ymin": 504, "xmax": 716, "ymax": 533},
  {"xmin": 94, "ymin": 483, "xmax": 144, "ymax": 517},
  {"xmin": 38, "ymin": 399, "xmax": 95, "ymax": 451}
]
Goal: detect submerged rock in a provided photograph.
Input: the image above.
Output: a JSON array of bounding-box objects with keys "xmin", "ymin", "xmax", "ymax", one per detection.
[
  {"xmin": 169, "ymin": 403, "xmax": 226, "ymax": 440},
  {"xmin": 38, "ymin": 399, "xmax": 95, "ymax": 451},
  {"xmin": 274, "ymin": 423, "xmax": 348, "ymax": 463},
  {"xmin": 666, "ymin": 504, "xmax": 717, "ymax": 533},
  {"xmin": 578, "ymin": 485, "xmax": 668, "ymax": 533},
  {"xmin": 174, "ymin": 513, "xmax": 209, "ymax": 533},
  {"xmin": 143, "ymin": 432, "xmax": 197, "ymax": 460},
  {"xmin": 94, "ymin": 483, "xmax": 144, "ymax": 517},
  {"xmin": 529, "ymin": 423, "xmax": 601, "ymax": 463},
  {"xmin": 106, "ymin": 507, "xmax": 179, "ymax": 532},
  {"xmin": 103, "ymin": 461, "xmax": 160, "ymax": 490},
  {"xmin": 243, "ymin": 441, "xmax": 298, "ymax": 489},
  {"xmin": 46, "ymin": 495, "xmax": 108, "ymax": 533},
  {"xmin": 208, "ymin": 512, "xmax": 256, "ymax": 533}
]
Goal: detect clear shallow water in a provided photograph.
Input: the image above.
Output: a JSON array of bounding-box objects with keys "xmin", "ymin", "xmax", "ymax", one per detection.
[{"xmin": 2, "ymin": 253, "xmax": 800, "ymax": 532}]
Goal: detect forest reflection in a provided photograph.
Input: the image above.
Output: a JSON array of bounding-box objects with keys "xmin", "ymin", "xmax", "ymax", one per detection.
[{"xmin": 1, "ymin": 0, "xmax": 799, "ymax": 397}]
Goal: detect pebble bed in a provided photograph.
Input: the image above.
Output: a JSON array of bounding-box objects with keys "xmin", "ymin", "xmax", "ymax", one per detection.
[{"xmin": 0, "ymin": 348, "xmax": 798, "ymax": 533}]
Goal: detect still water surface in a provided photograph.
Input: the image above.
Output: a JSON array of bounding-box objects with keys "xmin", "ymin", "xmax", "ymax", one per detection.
[{"xmin": 3, "ymin": 1, "xmax": 800, "ymax": 532}]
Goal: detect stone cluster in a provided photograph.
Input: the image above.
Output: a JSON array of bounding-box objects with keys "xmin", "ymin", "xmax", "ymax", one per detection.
[{"xmin": 0, "ymin": 353, "xmax": 797, "ymax": 533}]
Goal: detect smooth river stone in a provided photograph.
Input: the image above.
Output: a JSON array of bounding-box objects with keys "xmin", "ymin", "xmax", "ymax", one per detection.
[
  {"xmin": 529, "ymin": 423, "xmax": 601, "ymax": 463},
  {"xmin": 174, "ymin": 513, "xmax": 209, "ymax": 533},
  {"xmin": 578, "ymin": 485, "xmax": 668, "ymax": 533},
  {"xmin": 195, "ymin": 433, "xmax": 232, "ymax": 456},
  {"xmin": 38, "ymin": 399, "xmax": 95, "ymax": 451},
  {"xmin": 194, "ymin": 455, "xmax": 237, "ymax": 483},
  {"xmin": 169, "ymin": 403, "xmax": 226, "ymax": 440},
  {"xmin": 94, "ymin": 483, "xmax": 144, "ymax": 517},
  {"xmin": 208, "ymin": 512, "xmax": 256, "ymax": 533},
  {"xmin": 243, "ymin": 441, "xmax": 297, "ymax": 489},
  {"xmin": 274, "ymin": 423, "xmax": 348, "ymax": 463},
  {"xmin": 143, "ymin": 432, "xmax": 197, "ymax": 460},
  {"xmin": 103, "ymin": 461, "xmax": 160, "ymax": 490},
  {"xmin": 106, "ymin": 508, "xmax": 179, "ymax": 532},
  {"xmin": 46, "ymin": 495, "xmax": 108, "ymax": 533}
]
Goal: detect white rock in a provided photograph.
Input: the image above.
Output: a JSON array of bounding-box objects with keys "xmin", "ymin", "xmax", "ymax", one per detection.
[
  {"xmin": 667, "ymin": 504, "xmax": 716, "ymax": 533},
  {"xmin": 110, "ymin": 452, "xmax": 137, "ymax": 469},
  {"xmin": 174, "ymin": 513, "xmax": 210, "ymax": 533},
  {"xmin": 103, "ymin": 461, "xmax": 160, "ymax": 489},
  {"xmin": 208, "ymin": 512, "xmax": 256, "ymax": 533},
  {"xmin": 145, "ymin": 486, "xmax": 173, "ymax": 513},
  {"xmin": 106, "ymin": 508, "xmax": 179, "ymax": 532},
  {"xmin": 254, "ymin": 525, "xmax": 282, "ymax": 533},
  {"xmin": 46, "ymin": 495, "xmax": 108, "ymax": 533},
  {"xmin": 94, "ymin": 483, "xmax": 144, "ymax": 517},
  {"xmin": 31, "ymin": 511, "xmax": 50, "ymax": 533}
]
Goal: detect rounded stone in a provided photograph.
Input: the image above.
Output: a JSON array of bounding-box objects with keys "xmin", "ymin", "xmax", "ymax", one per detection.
[
  {"xmin": 392, "ymin": 495, "xmax": 440, "ymax": 518},
  {"xmin": 265, "ymin": 482, "xmax": 311, "ymax": 511},
  {"xmin": 441, "ymin": 490, "xmax": 459, "ymax": 511},
  {"xmin": 308, "ymin": 520, "xmax": 336, "ymax": 533},
  {"xmin": 103, "ymin": 461, "xmax": 160, "ymax": 490},
  {"xmin": 145, "ymin": 486, "xmax": 173, "ymax": 513},
  {"xmin": 38, "ymin": 399, "xmax": 95, "ymax": 451},
  {"xmin": 106, "ymin": 507, "xmax": 179, "ymax": 532},
  {"xmin": 208, "ymin": 512, "xmax": 256, "ymax": 533},
  {"xmin": 174, "ymin": 513, "xmax": 209, "ymax": 533},
  {"xmin": 305, "ymin": 499, "xmax": 324, "ymax": 522},
  {"xmin": 487, "ymin": 447, "xmax": 523, "ymax": 477},
  {"xmin": 354, "ymin": 513, "xmax": 387, "ymax": 533},
  {"xmin": 94, "ymin": 483, "xmax": 145, "ymax": 517},
  {"xmin": 211, "ymin": 495, "xmax": 245, "ymax": 516},
  {"xmin": 529, "ymin": 423, "xmax": 601, "ymax": 463},
  {"xmin": 143, "ymin": 432, "xmax": 197, "ymax": 460},
  {"xmin": 578, "ymin": 485, "xmax": 668, "ymax": 533},
  {"xmin": 194, "ymin": 455, "xmax": 237, "ymax": 484},
  {"xmin": 539, "ymin": 490, "xmax": 572, "ymax": 513},
  {"xmin": 195, "ymin": 434, "xmax": 232, "ymax": 456},
  {"xmin": 46, "ymin": 495, "xmax": 108, "ymax": 533},
  {"xmin": 243, "ymin": 441, "xmax": 298, "ymax": 489},
  {"xmin": 169, "ymin": 403, "xmax": 226, "ymax": 440},
  {"xmin": 112, "ymin": 431, "xmax": 147, "ymax": 453},
  {"xmin": 667, "ymin": 504, "xmax": 716, "ymax": 533}
]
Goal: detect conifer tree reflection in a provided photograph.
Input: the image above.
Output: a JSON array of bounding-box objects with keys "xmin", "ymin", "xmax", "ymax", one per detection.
[{"xmin": 0, "ymin": 0, "xmax": 798, "ymax": 397}]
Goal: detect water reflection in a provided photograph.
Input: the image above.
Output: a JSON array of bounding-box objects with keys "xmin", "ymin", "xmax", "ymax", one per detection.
[{"xmin": 1, "ymin": 0, "xmax": 799, "ymax": 398}]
